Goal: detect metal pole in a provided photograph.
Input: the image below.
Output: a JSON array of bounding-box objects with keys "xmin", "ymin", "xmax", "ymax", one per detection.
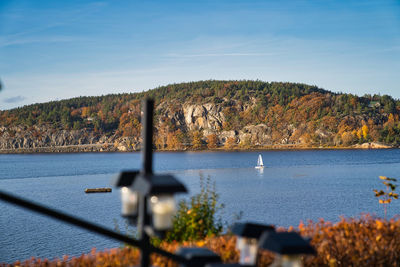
[
  {"xmin": 139, "ymin": 98, "xmax": 154, "ymax": 267},
  {"xmin": 141, "ymin": 98, "xmax": 154, "ymax": 175}
]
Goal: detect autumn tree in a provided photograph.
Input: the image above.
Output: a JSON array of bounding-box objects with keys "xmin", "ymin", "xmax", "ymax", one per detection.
[
  {"xmin": 224, "ymin": 136, "xmax": 237, "ymax": 149},
  {"xmin": 155, "ymin": 121, "xmax": 168, "ymax": 149},
  {"xmin": 81, "ymin": 106, "xmax": 91, "ymax": 118},
  {"xmin": 174, "ymin": 129, "xmax": 187, "ymax": 147},
  {"xmin": 341, "ymin": 131, "xmax": 355, "ymax": 146},
  {"xmin": 119, "ymin": 113, "xmax": 140, "ymax": 137},
  {"xmin": 206, "ymin": 134, "xmax": 218, "ymax": 149},
  {"xmin": 362, "ymin": 124, "xmax": 369, "ymax": 140},
  {"xmin": 166, "ymin": 131, "xmax": 180, "ymax": 150},
  {"xmin": 191, "ymin": 130, "xmax": 203, "ymax": 150}
]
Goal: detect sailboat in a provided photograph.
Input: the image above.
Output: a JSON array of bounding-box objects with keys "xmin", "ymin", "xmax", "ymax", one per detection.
[{"xmin": 255, "ymin": 154, "xmax": 264, "ymax": 169}]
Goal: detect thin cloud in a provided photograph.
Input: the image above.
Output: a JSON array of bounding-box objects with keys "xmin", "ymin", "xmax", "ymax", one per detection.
[
  {"xmin": 0, "ymin": 35, "xmax": 83, "ymax": 48},
  {"xmin": 3, "ymin": 96, "xmax": 26, "ymax": 103},
  {"xmin": 0, "ymin": 1, "xmax": 106, "ymax": 48},
  {"xmin": 165, "ymin": 52, "xmax": 278, "ymax": 58}
]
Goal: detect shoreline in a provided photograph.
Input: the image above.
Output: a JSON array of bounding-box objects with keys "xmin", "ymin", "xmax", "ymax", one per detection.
[{"xmin": 0, "ymin": 142, "xmax": 394, "ymax": 154}]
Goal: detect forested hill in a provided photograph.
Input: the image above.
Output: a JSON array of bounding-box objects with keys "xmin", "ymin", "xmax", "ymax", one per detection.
[{"xmin": 1, "ymin": 80, "xmax": 400, "ymax": 151}]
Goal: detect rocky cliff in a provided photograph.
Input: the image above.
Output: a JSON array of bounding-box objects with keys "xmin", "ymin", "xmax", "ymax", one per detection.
[{"xmin": 0, "ymin": 101, "xmax": 287, "ymax": 152}]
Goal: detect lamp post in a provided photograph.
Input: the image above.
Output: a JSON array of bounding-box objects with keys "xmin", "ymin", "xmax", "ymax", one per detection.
[
  {"xmin": 204, "ymin": 222, "xmax": 274, "ymax": 267},
  {"xmin": 259, "ymin": 231, "xmax": 315, "ymax": 267},
  {"xmin": 132, "ymin": 173, "xmax": 187, "ymax": 234},
  {"xmin": 114, "ymin": 99, "xmax": 188, "ymax": 267},
  {"xmin": 113, "ymin": 171, "xmax": 139, "ymax": 220},
  {"xmin": 232, "ymin": 222, "xmax": 275, "ymax": 266}
]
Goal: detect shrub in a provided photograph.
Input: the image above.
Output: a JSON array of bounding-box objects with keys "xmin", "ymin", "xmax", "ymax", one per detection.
[
  {"xmin": 373, "ymin": 176, "xmax": 398, "ymax": 219},
  {"xmin": 5, "ymin": 214, "xmax": 400, "ymax": 267},
  {"xmin": 164, "ymin": 174, "xmax": 224, "ymax": 242},
  {"xmin": 299, "ymin": 214, "xmax": 400, "ymax": 266}
]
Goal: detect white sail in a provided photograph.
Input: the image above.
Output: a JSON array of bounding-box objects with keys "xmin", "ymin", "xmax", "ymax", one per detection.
[
  {"xmin": 256, "ymin": 154, "xmax": 264, "ymax": 168},
  {"xmin": 258, "ymin": 155, "xmax": 264, "ymax": 166}
]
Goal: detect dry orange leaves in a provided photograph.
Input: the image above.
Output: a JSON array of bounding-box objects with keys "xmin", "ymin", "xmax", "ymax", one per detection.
[{"xmin": 3, "ymin": 214, "xmax": 400, "ymax": 267}]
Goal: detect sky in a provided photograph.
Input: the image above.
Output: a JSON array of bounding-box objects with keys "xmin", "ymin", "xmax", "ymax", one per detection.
[{"xmin": 0, "ymin": 0, "xmax": 399, "ymax": 110}]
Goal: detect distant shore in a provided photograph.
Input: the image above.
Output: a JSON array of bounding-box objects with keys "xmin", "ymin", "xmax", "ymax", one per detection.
[{"xmin": 0, "ymin": 142, "xmax": 394, "ymax": 154}]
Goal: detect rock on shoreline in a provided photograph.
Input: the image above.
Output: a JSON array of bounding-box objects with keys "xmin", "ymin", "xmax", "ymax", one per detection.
[{"xmin": 353, "ymin": 142, "xmax": 392, "ymax": 149}]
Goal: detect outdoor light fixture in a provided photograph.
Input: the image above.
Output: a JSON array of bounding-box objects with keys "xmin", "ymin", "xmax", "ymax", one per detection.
[
  {"xmin": 121, "ymin": 187, "xmax": 139, "ymax": 217},
  {"xmin": 113, "ymin": 171, "xmax": 139, "ymax": 218},
  {"xmin": 177, "ymin": 247, "xmax": 222, "ymax": 267},
  {"xmin": 132, "ymin": 173, "xmax": 187, "ymax": 231},
  {"xmin": 259, "ymin": 231, "xmax": 315, "ymax": 267},
  {"xmin": 149, "ymin": 194, "xmax": 176, "ymax": 230},
  {"xmin": 232, "ymin": 222, "xmax": 275, "ymax": 266},
  {"xmin": 205, "ymin": 264, "xmax": 240, "ymax": 267}
]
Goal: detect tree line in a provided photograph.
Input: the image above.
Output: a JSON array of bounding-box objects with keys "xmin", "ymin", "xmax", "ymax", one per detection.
[{"xmin": 1, "ymin": 80, "xmax": 399, "ymax": 147}]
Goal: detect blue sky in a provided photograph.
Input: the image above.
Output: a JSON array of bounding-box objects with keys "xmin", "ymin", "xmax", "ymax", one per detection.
[{"xmin": 0, "ymin": 0, "xmax": 399, "ymax": 110}]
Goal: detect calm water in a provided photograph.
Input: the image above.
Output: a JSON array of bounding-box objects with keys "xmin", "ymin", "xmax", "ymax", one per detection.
[{"xmin": 1, "ymin": 150, "xmax": 400, "ymax": 263}]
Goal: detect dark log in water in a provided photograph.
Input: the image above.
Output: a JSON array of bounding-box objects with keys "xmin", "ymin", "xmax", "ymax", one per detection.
[{"xmin": 84, "ymin": 188, "xmax": 112, "ymax": 193}]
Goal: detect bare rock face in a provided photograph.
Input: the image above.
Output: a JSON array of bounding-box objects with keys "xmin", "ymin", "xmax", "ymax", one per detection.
[
  {"xmin": 238, "ymin": 124, "xmax": 272, "ymax": 145},
  {"xmin": 115, "ymin": 137, "xmax": 139, "ymax": 152},
  {"xmin": 0, "ymin": 126, "xmax": 108, "ymax": 151},
  {"xmin": 219, "ymin": 130, "xmax": 237, "ymax": 143},
  {"xmin": 154, "ymin": 101, "xmax": 337, "ymax": 147},
  {"xmin": 182, "ymin": 103, "xmax": 224, "ymax": 131}
]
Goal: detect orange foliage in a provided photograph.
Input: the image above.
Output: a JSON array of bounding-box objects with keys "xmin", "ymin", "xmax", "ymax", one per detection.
[
  {"xmin": 320, "ymin": 116, "xmax": 338, "ymax": 132},
  {"xmin": 155, "ymin": 121, "xmax": 168, "ymax": 149},
  {"xmin": 6, "ymin": 215, "xmax": 400, "ymax": 267},
  {"xmin": 341, "ymin": 131, "xmax": 355, "ymax": 146},
  {"xmin": 191, "ymin": 131, "xmax": 203, "ymax": 150},
  {"xmin": 224, "ymin": 137, "xmax": 237, "ymax": 149},
  {"xmin": 206, "ymin": 134, "xmax": 218, "ymax": 149},
  {"xmin": 362, "ymin": 124, "xmax": 369, "ymax": 139},
  {"xmin": 385, "ymin": 113, "xmax": 395, "ymax": 128},
  {"xmin": 166, "ymin": 131, "xmax": 182, "ymax": 150},
  {"xmin": 70, "ymin": 109, "xmax": 80, "ymax": 117},
  {"xmin": 300, "ymin": 215, "xmax": 400, "ymax": 266},
  {"xmin": 81, "ymin": 107, "xmax": 91, "ymax": 118},
  {"xmin": 337, "ymin": 117, "xmax": 357, "ymax": 136},
  {"xmin": 119, "ymin": 113, "xmax": 140, "ymax": 137}
]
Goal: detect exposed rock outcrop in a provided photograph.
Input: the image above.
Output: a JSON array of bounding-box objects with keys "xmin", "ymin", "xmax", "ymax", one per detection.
[
  {"xmin": 0, "ymin": 101, "xmax": 393, "ymax": 153},
  {"xmin": 353, "ymin": 142, "xmax": 392, "ymax": 149}
]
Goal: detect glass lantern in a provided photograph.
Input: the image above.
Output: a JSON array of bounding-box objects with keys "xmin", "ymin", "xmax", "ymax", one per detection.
[
  {"xmin": 120, "ymin": 187, "xmax": 138, "ymax": 217},
  {"xmin": 259, "ymin": 231, "xmax": 315, "ymax": 267},
  {"xmin": 236, "ymin": 237, "xmax": 258, "ymax": 265},
  {"xmin": 149, "ymin": 194, "xmax": 176, "ymax": 230},
  {"xmin": 276, "ymin": 255, "xmax": 303, "ymax": 267}
]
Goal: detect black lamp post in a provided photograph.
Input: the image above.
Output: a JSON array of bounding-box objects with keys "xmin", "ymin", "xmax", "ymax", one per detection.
[
  {"xmin": 114, "ymin": 99, "xmax": 189, "ymax": 266},
  {"xmin": 259, "ymin": 231, "xmax": 315, "ymax": 267}
]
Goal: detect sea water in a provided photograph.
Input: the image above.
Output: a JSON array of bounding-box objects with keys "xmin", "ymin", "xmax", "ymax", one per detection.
[{"xmin": 1, "ymin": 150, "xmax": 400, "ymax": 263}]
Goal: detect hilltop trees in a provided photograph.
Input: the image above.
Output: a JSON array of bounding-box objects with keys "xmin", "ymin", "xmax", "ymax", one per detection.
[{"xmin": 0, "ymin": 80, "xmax": 399, "ymax": 149}]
